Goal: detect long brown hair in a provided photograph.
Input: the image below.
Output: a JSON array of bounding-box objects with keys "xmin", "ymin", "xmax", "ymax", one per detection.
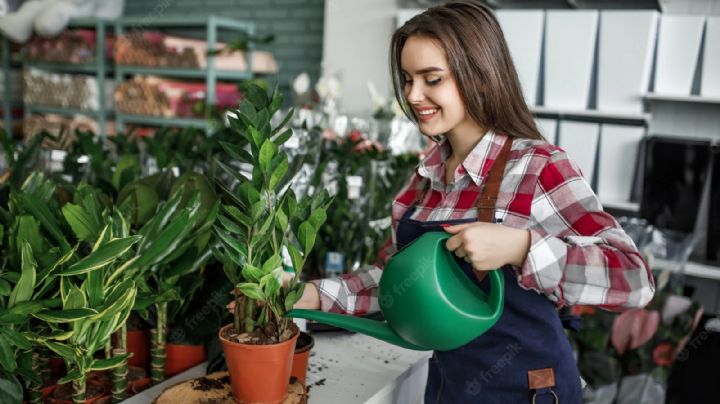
[{"xmin": 390, "ymin": 0, "xmax": 543, "ymax": 140}]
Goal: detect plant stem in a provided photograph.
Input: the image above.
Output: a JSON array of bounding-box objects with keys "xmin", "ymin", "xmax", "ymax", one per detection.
[
  {"xmin": 111, "ymin": 348, "xmax": 128, "ymax": 403},
  {"xmin": 244, "ymin": 296, "xmax": 255, "ymax": 334},
  {"xmin": 72, "ymin": 374, "xmax": 86, "ymax": 404},
  {"xmin": 29, "ymin": 352, "xmax": 42, "ymax": 404},
  {"xmin": 234, "ymin": 292, "xmax": 243, "ymax": 334},
  {"xmin": 38, "ymin": 347, "xmax": 50, "ymax": 389},
  {"xmin": 150, "ymin": 302, "xmax": 168, "ymax": 384}
]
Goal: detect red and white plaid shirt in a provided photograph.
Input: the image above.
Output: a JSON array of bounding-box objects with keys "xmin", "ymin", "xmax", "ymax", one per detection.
[{"xmin": 310, "ymin": 132, "xmax": 655, "ymax": 315}]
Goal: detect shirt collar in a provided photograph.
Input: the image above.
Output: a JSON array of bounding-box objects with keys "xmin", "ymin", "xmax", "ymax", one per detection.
[{"xmin": 417, "ymin": 130, "xmax": 508, "ymax": 186}]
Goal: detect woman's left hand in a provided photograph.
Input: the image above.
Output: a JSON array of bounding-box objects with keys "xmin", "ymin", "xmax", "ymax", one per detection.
[{"xmin": 443, "ymin": 223, "xmax": 531, "ymax": 271}]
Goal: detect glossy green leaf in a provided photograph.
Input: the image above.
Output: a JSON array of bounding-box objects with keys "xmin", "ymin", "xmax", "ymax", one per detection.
[
  {"xmin": 92, "ymin": 283, "xmax": 136, "ymax": 322},
  {"xmin": 19, "ymin": 193, "xmax": 67, "ymax": 247},
  {"xmin": 0, "ymin": 373, "xmax": 23, "ymax": 404},
  {"xmin": 259, "ymin": 139, "xmax": 277, "ymax": 173},
  {"xmin": 8, "ymin": 241, "xmax": 36, "ymax": 308},
  {"xmin": 62, "ymin": 203, "xmax": 97, "ymax": 242},
  {"xmin": 0, "ymin": 279, "xmax": 11, "ymax": 296},
  {"xmin": 132, "ymin": 212, "xmax": 191, "ymax": 268},
  {"xmin": 43, "ymin": 341, "xmax": 76, "ymax": 364},
  {"xmin": 0, "ymin": 336, "xmax": 16, "ymax": 371},
  {"xmin": 64, "ymin": 284, "xmax": 86, "ymax": 311},
  {"xmin": 241, "ymin": 264, "xmax": 264, "ymax": 283},
  {"xmin": 34, "ymin": 308, "xmax": 98, "ymax": 323},
  {"xmin": 61, "ymin": 236, "xmax": 141, "ymax": 276},
  {"xmin": 286, "ymin": 243, "xmax": 304, "ymax": 275},
  {"xmin": 269, "ymin": 155, "xmax": 288, "ymax": 190},
  {"xmin": 16, "ymin": 215, "xmax": 44, "ymax": 257},
  {"xmin": 89, "ymin": 354, "xmax": 129, "ymax": 371},
  {"xmin": 272, "ymin": 127, "xmax": 293, "ymax": 145},
  {"xmin": 0, "ymin": 328, "xmax": 31, "ymax": 350},
  {"xmin": 297, "ymin": 221, "xmax": 317, "ymax": 256},
  {"xmin": 224, "ymin": 206, "xmax": 253, "ymax": 228},
  {"xmin": 57, "ymin": 369, "xmax": 83, "ymax": 385},
  {"xmin": 236, "ymin": 283, "xmax": 264, "ymax": 301},
  {"xmin": 214, "ymin": 227, "xmax": 248, "ymax": 259}
]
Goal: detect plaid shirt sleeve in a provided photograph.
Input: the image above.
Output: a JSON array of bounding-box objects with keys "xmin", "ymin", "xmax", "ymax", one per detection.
[
  {"xmin": 517, "ymin": 148, "xmax": 655, "ymax": 311},
  {"xmin": 307, "ymin": 174, "xmax": 422, "ymax": 316},
  {"xmin": 309, "ymin": 139, "xmax": 655, "ymax": 315}
]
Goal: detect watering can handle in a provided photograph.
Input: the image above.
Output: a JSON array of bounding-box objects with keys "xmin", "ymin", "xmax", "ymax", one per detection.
[{"xmin": 435, "ymin": 233, "xmax": 505, "ymax": 318}]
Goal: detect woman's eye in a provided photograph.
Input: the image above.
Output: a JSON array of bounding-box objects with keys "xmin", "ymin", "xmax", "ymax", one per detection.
[
  {"xmin": 427, "ymin": 78, "xmax": 441, "ymax": 86},
  {"xmin": 404, "ymin": 79, "xmax": 413, "ymax": 85}
]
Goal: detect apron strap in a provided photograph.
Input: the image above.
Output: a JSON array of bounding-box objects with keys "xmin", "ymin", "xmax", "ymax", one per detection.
[
  {"xmin": 476, "ymin": 136, "xmax": 513, "ymax": 223},
  {"xmin": 471, "ymin": 137, "xmax": 513, "ymax": 283}
]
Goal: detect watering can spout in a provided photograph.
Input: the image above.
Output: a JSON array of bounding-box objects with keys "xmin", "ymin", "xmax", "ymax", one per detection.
[{"xmin": 287, "ymin": 309, "xmax": 429, "ymax": 351}]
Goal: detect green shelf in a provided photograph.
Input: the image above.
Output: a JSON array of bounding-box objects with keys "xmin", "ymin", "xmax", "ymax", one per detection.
[
  {"xmin": 116, "ymin": 66, "xmax": 252, "ymax": 80},
  {"xmin": 25, "ymin": 104, "xmax": 110, "ymax": 117},
  {"xmin": 24, "ymin": 62, "xmax": 112, "ymax": 74},
  {"xmin": 115, "ymin": 113, "xmax": 212, "ymax": 130}
]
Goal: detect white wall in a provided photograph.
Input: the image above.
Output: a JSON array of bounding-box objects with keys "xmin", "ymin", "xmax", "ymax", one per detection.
[{"xmin": 322, "ymin": 0, "xmax": 398, "ymax": 116}]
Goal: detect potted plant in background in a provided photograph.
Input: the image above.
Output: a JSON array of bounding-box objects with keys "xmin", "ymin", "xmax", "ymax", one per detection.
[{"xmin": 213, "ymin": 84, "xmax": 331, "ymax": 403}]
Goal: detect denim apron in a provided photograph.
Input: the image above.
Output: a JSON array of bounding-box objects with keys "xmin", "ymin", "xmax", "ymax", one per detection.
[{"xmin": 397, "ymin": 139, "xmax": 582, "ymax": 403}]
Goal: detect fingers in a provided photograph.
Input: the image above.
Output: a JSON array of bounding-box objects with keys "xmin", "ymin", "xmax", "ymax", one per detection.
[{"xmin": 442, "ymin": 222, "xmax": 473, "ymax": 234}]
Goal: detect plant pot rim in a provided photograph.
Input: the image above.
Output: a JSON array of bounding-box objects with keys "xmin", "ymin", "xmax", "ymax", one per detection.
[
  {"xmin": 218, "ymin": 323, "xmax": 299, "ymax": 348},
  {"xmin": 295, "ymin": 331, "xmax": 314, "ymax": 353},
  {"xmin": 165, "ymin": 341, "xmax": 205, "ymax": 348}
]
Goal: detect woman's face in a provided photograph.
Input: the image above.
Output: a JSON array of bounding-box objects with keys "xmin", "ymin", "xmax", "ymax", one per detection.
[{"xmin": 400, "ymin": 36, "xmax": 478, "ymax": 138}]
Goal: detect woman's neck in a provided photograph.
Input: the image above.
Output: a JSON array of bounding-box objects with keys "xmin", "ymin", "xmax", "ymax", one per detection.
[
  {"xmin": 444, "ymin": 122, "xmax": 487, "ymax": 185},
  {"xmin": 445, "ymin": 122, "xmax": 487, "ymax": 166}
]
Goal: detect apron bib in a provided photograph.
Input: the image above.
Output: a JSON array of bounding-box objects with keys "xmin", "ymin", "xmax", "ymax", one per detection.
[{"xmin": 396, "ymin": 138, "xmax": 582, "ymax": 403}]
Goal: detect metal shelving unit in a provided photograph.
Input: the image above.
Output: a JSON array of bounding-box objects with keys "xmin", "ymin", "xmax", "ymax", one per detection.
[
  {"xmin": 1, "ymin": 36, "xmax": 17, "ymax": 136},
  {"xmin": 21, "ymin": 18, "xmax": 112, "ymax": 136},
  {"xmin": 113, "ymin": 15, "xmax": 255, "ymax": 134}
]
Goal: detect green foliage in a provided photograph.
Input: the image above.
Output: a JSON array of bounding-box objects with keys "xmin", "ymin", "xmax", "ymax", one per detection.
[{"xmin": 213, "ymin": 84, "xmax": 332, "ymax": 337}]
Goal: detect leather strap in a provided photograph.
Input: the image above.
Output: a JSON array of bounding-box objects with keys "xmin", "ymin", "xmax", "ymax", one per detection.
[
  {"xmin": 476, "ymin": 137, "xmax": 513, "ymax": 223},
  {"xmin": 471, "ymin": 137, "xmax": 513, "ymax": 283},
  {"xmin": 412, "ymin": 137, "xmax": 513, "ymax": 283}
]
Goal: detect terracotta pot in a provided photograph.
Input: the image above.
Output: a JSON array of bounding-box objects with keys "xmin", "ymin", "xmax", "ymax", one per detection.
[
  {"xmin": 47, "ymin": 379, "xmax": 109, "ymax": 404},
  {"xmin": 164, "ymin": 342, "xmax": 206, "ymax": 377},
  {"xmin": 130, "ymin": 377, "xmax": 152, "ymax": 395},
  {"xmin": 127, "ymin": 329, "xmax": 150, "ymax": 368},
  {"xmin": 291, "ymin": 332, "xmax": 315, "ymax": 384},
  {"xmin": 219, "ymin": 323, "xmax": 299, "ymax": 404},
  {"xmin": 49, "ymin": 357, "xmax": 66, "ymax": 376},
  {"xmin": 125, "ymin": 365, "xmax": 149, "ymax": 395}
]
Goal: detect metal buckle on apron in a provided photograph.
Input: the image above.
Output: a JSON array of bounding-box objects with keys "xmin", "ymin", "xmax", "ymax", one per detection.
[
  {"xmin": 531, "ymin": 388, "xmax": 559, "ymax": 404},
  {"xmin": 528, "ymin": 368, "xmax": 558, "ymax": 403}
]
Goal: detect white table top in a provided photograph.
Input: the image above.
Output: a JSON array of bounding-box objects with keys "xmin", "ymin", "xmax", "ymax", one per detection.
[{"xmin": 123, "ymin": 330, "xmax": 431, "ymax": 404}]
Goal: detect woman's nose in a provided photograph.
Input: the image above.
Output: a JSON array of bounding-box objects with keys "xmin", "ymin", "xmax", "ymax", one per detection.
[{"xmin": 406, "ymin": 81, "xmax": 424, "ymax": 103}]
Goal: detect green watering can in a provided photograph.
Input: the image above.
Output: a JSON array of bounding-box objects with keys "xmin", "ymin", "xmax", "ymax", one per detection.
[{"xmin": 288, "ymin": 232, "xmax": 504, "ymax": 351}]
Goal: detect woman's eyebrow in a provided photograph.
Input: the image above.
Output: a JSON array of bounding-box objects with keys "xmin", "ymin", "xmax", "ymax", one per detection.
[{"xmin": 401, "ymin": 67, "xmax": 445, "ymax": 75}]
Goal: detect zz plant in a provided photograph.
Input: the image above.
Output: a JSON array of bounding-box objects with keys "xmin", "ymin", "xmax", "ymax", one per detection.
[{"xmin": 213, "ymin": 84, "xmax": 331, "ymax": 342}]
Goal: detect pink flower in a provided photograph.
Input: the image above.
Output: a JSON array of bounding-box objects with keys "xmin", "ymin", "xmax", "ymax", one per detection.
[
  {"xmin": 653, "ymin": 342, "xmax": 676, "ymax": 367},
  {"xmin": 571, "ymin": 305, "xmax": 596, "ymax": 316},
  {"xmin": 611, "ymin": 309, "xmax": 660, "ymax": 355}
]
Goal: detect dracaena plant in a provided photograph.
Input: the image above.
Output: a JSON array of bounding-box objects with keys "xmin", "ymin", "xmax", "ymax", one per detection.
[
  {"xmin": 213, "ymin": 84, "xmax": 331, "ymax": 342},
  {"xmin": 120, "ymin": 176, "xmax": 219, "ymax": 383},
  {"xmin": 0, "ymin": 173, "xmax": 141, "ymax": 403}
]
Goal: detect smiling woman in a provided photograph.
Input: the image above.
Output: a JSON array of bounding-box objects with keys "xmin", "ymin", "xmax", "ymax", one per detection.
[{"xmin": 301, "ymin": 1, "xmax": 655, "ymax": 404}]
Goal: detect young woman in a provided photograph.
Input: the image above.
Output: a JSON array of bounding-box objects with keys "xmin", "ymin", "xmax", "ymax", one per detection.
[{"xmin": 289, "ymin": 2, "xmax": 655, "ymax": 402}]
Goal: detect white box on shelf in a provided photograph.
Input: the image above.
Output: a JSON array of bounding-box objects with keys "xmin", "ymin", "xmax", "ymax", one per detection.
[
  {"xmin": 654, "ymin": 15, "xmax": 705, "ymax": 95},
  {"xmin": 701, "ymin": 17, "xmax": 720, "ymax": 97},
  {"xmin": 544, "ymin": 10, "xmax": 599, "ymax": 110},
  {"xmin": 558, "ymin": 121, "xmax": 600, "ymax": 184},
  {"xmin": 496, "ymin": 10, "xmax": 545, "ymax": 107},
  {"xmin": 597, "ymin": 124, "xmax": 645, "ymax": 205},
  {"xmin": 597, "ymin": 11, "xmax": 659, "ymax": 113},
  {"xmin": 535, "ymin": 118, "xmax": 558, "ymax": 144}
]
